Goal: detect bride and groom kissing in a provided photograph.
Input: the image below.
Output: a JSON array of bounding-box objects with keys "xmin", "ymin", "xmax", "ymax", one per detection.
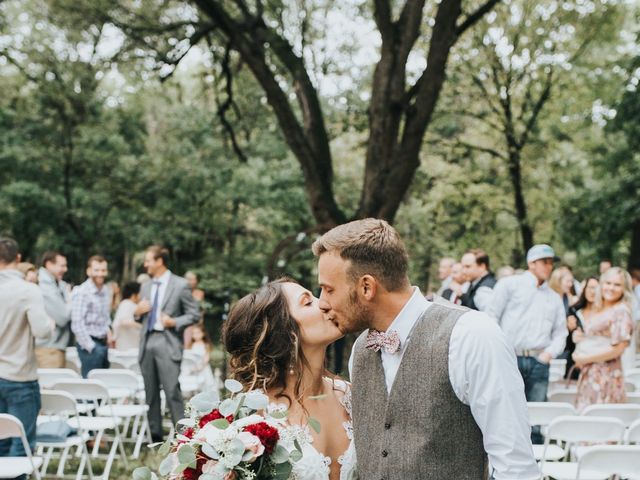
[{"xmin": 223, "ymin": 219, "xmax": 540, "ymax": 480}]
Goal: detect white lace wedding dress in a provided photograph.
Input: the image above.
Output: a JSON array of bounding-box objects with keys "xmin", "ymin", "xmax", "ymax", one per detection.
[{"xmin": 267, "ymin": 379, "xmax": 358, "ymax": 480}]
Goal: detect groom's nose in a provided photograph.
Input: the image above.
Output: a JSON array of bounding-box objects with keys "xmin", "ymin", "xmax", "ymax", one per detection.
[{"xmin": 318, "ymin": 297, "xmax": 331, "ymax": 313}]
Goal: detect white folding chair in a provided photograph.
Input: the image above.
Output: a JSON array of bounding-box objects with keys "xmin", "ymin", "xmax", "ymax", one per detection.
[
  {"xmin": 548, "ymin": 390, "xmax": 577, "ymax": 404},
  {"xmin": 626, "ymin": 368, "xmax": 640, "ymax": 390},
  {"xmin": 37, "ymin": 369, "xmax": 80, "ymax": 389},
  {"xmin": 582, "ymin": 403, "xmax": 640, "ymax": 426},
  {"xmin": 527, "ymin": 402, "xmax": 576, "ymax": 461},
  {"xmin": 626, "ymin": 418, "xmax": 640, "ymax": 444},
  {"xmin": 53, "ymin": 379, "xmax": 128, "ymax": 478},
  {"xmin": 38, "ymin": 390, "xmax": 93, "ymax": 479},
  {"xmin": 576, "ymin": 445, "xmax": 640, "ymax": 480},
  {"xmin": 627, "ymin": 392, "xmax": 640, "ymax": 404},
  {"xmin": 88, "ymin": 369, "xmax": 151, "ymax": 458},
  {"xmin": 0, "ymin": 414, "xmax": 42, "ymax": 479},
  {"xmin": 539, "ymin": 416, "xmax": 626, "ymax": 480}
]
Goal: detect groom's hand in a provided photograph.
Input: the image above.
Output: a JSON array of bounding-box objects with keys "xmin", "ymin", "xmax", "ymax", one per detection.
[{"xmin": 161, "ymin": 313, "xmax": 176, "ymax": 328}]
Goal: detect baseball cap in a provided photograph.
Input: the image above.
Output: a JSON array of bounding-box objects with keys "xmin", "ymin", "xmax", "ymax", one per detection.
[{"xmin": 526, "ymin": 244, "xmax": 560, "ymax": 263}]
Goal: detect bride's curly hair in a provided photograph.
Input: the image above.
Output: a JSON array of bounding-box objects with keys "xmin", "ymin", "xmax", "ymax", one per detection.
[{"xmin": 222, "ymin": 278, "xmax": 310, "ymax": 405}]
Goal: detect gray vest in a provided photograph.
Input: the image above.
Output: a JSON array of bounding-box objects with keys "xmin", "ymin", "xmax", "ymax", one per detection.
[{"xmin": 351, "ymin": 303, "xmax": 487, "ymax": 479}]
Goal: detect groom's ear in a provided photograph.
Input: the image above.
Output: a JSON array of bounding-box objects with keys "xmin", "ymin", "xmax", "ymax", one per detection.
[{"xmin": 360, "ymin": 275, "xmax": 377, "ymax": 301}]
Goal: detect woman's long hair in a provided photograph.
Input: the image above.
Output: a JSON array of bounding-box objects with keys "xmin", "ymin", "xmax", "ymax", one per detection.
[
  {"xmin": 222, "ymin": 278, "xmax": 311, "ymax": 406},
  {"xmin": 593, "ymin": 267, "xmax": 634, "ymax": 312},
  {"xmin": 570, "ymin": 276, "xmax": 599, "ymax": 311}
]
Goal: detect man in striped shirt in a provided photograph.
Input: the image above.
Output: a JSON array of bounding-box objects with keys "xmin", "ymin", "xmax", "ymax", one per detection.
[{"xmin": 71, "ymin": 255, "xmax": 111, "ymax": 378}]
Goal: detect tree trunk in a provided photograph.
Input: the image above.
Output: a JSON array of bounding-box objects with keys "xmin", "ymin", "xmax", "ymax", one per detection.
[
  {"xmin": 628, "ymin": 219, "xmax": 640, "ymax": 269},
  {"xmin": 506, "ymin": 147, "xmax": 534, "ymax": 253}
]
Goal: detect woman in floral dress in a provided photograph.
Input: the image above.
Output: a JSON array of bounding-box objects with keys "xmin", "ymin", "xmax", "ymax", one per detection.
[{"xmin": 573, "ymin": 267, "xmax": 635, "ymax": 412}]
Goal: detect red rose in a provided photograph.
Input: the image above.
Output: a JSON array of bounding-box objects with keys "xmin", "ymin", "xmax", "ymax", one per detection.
[
  {"xmin": 243, "ymin": 422, "xmax": 280, "ymax": 455},
  {"xmin": 182, "ymin": 427, "xmax": 194, "ymax": 439},
  {"xmin": 199, "ymin": 409, "xmax": 234, "ymax": 428},
  {"xmin": 182, "ymin": 457, "xmax": 207, "ymax": 480}
]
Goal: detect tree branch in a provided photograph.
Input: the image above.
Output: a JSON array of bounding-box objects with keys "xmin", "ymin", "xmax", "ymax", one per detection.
[{"xmin": 456, "ymin": 0, "xmax": 502, "ymax": 36}]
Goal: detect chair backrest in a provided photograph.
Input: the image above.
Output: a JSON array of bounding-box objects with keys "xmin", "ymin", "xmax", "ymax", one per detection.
[
  {"xmin": 88, "ymin": 369, "xmax": 140, "ymax": 395},
  {"xmin": 624, "ymin": 382, "xmax": 636, "ymax": 392},
  {"xmin": 545, "ymin": 415, "xmax": 626, "ymax": 444},
  {"xmin": 547, "ymin": 391, "xmax": 577, "ymax": 404},
  {"xmin": 582, "ymin": 403, "xmax": 640, "ymax": 426},
  {"xmin": 576, "ymin": 445, "xmax": 640, "ymax": 480},
  {"xmin": 52, "ymin": 379, "xmax": 110, "ymax": 404},
  {"xmin": 626, "ymin": 392, "xmax": 640, "ymax": 405},
  {"xmin": 548, "ymin": 359, "xmax": 567, "ymax": 382},
  {"xmin": 527, "ymin": 402, "xmax": 576, "ymax": 426},
  {"xmin": 626, "ymin": 418, "xmax": 640, "ymax": 444},
  {"xmin": 626, "ymin": 369, "xmax": 640, "ymax": 389},
  {"xmin": 0, "ymin": 414, "xmax": 27, "ymax": 441},
  {"xmin": 38, "ymin": 368, "xmax": 80, "ymax": 388},
  {"xmin": 40, "ymin": 390, "xmax": 80, "ymax": 417}
]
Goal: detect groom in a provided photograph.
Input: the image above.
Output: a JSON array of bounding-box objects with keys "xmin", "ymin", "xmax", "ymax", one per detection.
[{"xmin": 313, "ymin": 219, "xmax": 539, "ymax": 480}]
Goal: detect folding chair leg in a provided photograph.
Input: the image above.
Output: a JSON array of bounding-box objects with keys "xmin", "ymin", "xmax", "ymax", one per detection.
[
  {"xmin": 41, "ymin": 446, "xmax": 53, "ymax": 474},
  {"xmin": 57, "ymin": 445, "xmax": 70, "ymax": 476},
  {"xmin": 115, "ymin": 427, "xmax": 129, "ymax": 468},
  {"xmin": 82, "ymin": 441, "xmax": 94, "ymax": 480},
  {"xmin": 132, "ymin": 417, "xmax": 147, "ymax": 459},
  {"xmin": 101, "ymin": 437, "xmax": 119, "ymax": 479}
]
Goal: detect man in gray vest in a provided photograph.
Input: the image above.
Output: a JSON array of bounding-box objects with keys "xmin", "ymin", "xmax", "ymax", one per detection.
[
  {"xmin": 36, "ymin": 251, "xmax": 71, "ymax": 368},
  {"xmin": 313, "ymin": 219, "xmax": 539, "ymax": 480}
]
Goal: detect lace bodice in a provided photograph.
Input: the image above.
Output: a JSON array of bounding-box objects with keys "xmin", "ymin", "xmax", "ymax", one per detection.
[{"xmin": 267, "ymin": 379, "xmax": 357, "ymax": 480}]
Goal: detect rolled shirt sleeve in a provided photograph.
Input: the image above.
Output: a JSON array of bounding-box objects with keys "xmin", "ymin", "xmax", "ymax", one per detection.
[
  {"xmin": 449, "ymin": 311, "xmax": 540, "ymax": 480},
  {"xmin": 473, "ymin": 286, "xmax": 495, "ymax": 313},
  {"xmin": 487, "ymin": 279, "xmax": 509, "ymax": 324},
  {"xmin": 545, "ymin": 299, "xmax": 568, "ymax": 358}
]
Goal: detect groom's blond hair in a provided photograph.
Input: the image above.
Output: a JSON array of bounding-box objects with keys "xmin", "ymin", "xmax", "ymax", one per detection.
[{"xmin": 312, "ymin": 218, "xmax": 410, "ymax": 292}]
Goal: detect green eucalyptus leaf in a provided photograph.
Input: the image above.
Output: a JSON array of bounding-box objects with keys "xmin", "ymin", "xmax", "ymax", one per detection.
[
  {"xmin": 289, "ymin": 449, "xmax": 303, "ymax": 462},
  {"xmin": 201, "ymin": 442, "xmax": 220, "ymax": 459},
  {"xmin": 224, "ymin": 379, "xmax": 243, "ymax": 393},
  {"xmin": 272, "ymin": 461, "xmax": 293, "ymax": 480},
  {"xmin": 177, "ymin": 444, "xmax": 196, "ymax": 466},
  {"xmin": 159, "ymin": 454, "xmax": 176, "ymax": 476},
  {"xmin": 158, "ymin": 438, "xmax": 172, "ymax": 457},
  {"xmin": 270, "ymin": 410, "xmax": 288, "ymax": 419},
  {"xmin": 270, "ymin": 444, "xmax": 290, "ymax": 464},
  {"xmin": 211, "ymin": 418, "xmax": 230, "ymax": 429},
  {"xmin": 308, "ymin": 417, "xmax": 321, "ymax": 434},
  {"xmin": 219, "ymin": 399, "xmax": 238, "ymax": 417},
  {"xmin": 244, "ymin": 390, "xmax": 269, "ymax": 410},
  {"xmin": 132, "ymin": 467, "xmax": 152, "ymax": 480}
]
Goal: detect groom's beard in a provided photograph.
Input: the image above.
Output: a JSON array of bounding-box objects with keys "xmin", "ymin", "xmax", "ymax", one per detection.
[{"xmin": 343, "ymin": 287, "xmax": 374, "ymax": 334}]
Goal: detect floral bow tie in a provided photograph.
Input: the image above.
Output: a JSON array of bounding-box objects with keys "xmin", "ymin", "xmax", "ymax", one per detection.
[{"xmin": 366, "ymin": 329, "xmax": 401, "ymax": 354}]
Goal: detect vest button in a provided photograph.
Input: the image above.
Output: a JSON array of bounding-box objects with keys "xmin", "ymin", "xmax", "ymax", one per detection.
[
  {"xmin": 381, "ymin": 449, "xmax": 388, "ymax": 457},
  {"xmin": 384, "ymin": 423, "xmax": 391, "ymax": 429}
]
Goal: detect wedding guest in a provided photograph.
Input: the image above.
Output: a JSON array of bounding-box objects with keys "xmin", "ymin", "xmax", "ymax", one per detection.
[
  {"xmin": 185, "ymin": 271, "xmax": 205, "ymax": 303},
  {"xmin": 440, "ymin": 262, "xmax": 468, "ymax": 304},
  {"xmin": 435, "ymin": 257, "xmax": 456, "ymax": 296},
  {"xmin": 573, "ymin": 267, "xmax": 634, "ymax": 411},
  {"xmin": 112, "ymin": 282, "xmax": 142, "ymax": 351},
  {"xmin": 17, "ymin": 262, "xmax": 38, "ymax": 283},
  {"xmin": 0, "ymin": 237, "xmax": 52, "ymax": 458},
  {"xmin": 138, "ymin": 245, "xmax": 199, "ymax": 442},
  {"xmin": 564, "ymin": 277, "xmax": 599, "ymax": 379},
  {"xmin": 71, "ymin": 255, "xmax": 112, "ymax": 377},
  {"xmin": 549, "ymin": 267, "xmax": 578, "ymax": 313},
  {"xmin": 497, "ymin": 265, "xmax": 515, "ymax": 280},
  {"xmin": 35, "ymin": 251, "xmax": 71, "ymax": 368},
  {"xmin": 489, "ymin": 244, "xmax": 567, "ymax": 444},
  {"xmin": 460, "ymin": 248, "xmax": 496, "ymax": 312},
  {"xmin": 599, "ymin": 259, "xmax": 612, "ymax": 275},
  {"xmin": 186, "ymin": 323, "xmax": 216, "ymax": 389}
]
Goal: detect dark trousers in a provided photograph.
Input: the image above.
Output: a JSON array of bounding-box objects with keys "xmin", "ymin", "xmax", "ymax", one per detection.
[
  {"xmin": 517, "ymin": 356, "xmax": 549, "ymax": 444},
  {"xmin": 0, "ymin": 378, "xmax": 41, "ymax": 457},
  {"xmin": 140, "ymin": 333, "xmax": 184, "ymax": 440},
  {"xmin": 77, "ymin": 339, "xmax": 109, "ymax": 378}
]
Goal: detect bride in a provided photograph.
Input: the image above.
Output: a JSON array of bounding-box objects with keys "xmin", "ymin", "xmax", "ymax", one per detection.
[{"xmin": 223, "ymin": 278, "xmax": 356, "ymax": 480}]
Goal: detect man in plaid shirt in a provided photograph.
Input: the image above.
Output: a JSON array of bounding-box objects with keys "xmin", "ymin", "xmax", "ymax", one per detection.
[{"xmin": 71, "ymin": 255, "xmax": 111, "ymax": 378}]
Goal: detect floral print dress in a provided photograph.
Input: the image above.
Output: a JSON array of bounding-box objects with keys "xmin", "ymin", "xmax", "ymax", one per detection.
[{"xmin": 575, "ymin": 304, "xmax": 634, "ymax": 412}]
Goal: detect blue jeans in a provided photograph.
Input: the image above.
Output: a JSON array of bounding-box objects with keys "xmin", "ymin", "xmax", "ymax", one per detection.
[
  {"xmin": 0, "ymin": 378, "xmax": 41, "ymax": 457},
  {"xmin": 517, "ymin": 356, "xmax": 549, "ymax": 444},
  {"xmin": 77, "ymin": 341, "xmax": 109, "ymax": 378}
]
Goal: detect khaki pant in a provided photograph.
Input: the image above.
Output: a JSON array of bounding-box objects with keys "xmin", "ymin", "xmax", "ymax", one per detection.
[{"xmin": 35, "ymin": 348, "xmax": 65, "ymax": 369}]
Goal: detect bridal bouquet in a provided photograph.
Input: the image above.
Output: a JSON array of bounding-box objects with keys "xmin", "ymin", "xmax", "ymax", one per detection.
[{"xmin": 134, "ymin": 380, "xmax": 304, "ymax": 480}]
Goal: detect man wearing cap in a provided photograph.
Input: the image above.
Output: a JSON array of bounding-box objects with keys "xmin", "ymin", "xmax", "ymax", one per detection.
[{"xmin": 488, "ymin": 244, "xmax": 567, "ymax": 444}]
